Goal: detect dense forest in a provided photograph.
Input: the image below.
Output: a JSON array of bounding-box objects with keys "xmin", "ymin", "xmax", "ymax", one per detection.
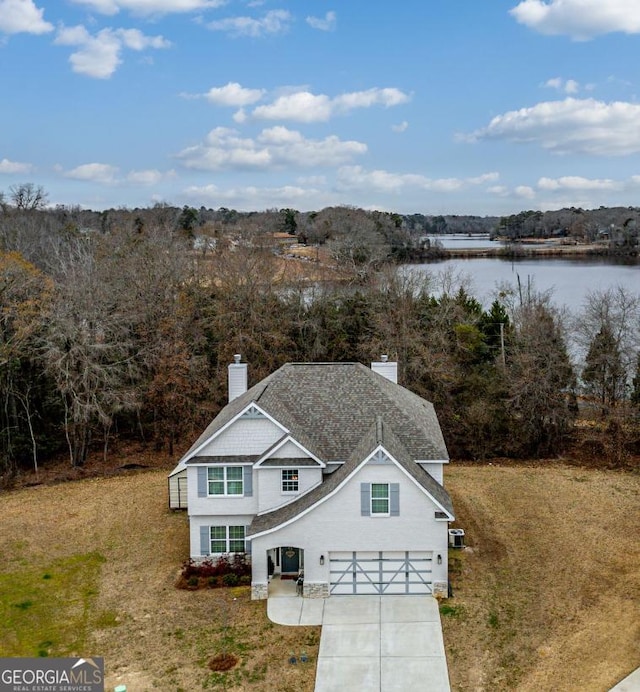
[{"xmin": 1, "ymin": 184, "xmax": 639, "ymax": 481}]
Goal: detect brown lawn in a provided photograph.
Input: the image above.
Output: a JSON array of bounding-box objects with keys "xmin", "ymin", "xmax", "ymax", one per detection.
[
  {"xmin": 0, "ymin": 469, "xmax": 320, "ymax": 691},
  {"xmin": 1, "ymin": 460, "xmax": 639, "ymax": 691},
  {"xmin": 443, "ymin": 463, "xmax": 640, "ymax": 691}
]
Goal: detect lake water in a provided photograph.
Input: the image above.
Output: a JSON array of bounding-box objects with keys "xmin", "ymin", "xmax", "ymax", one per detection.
[
  {"xmin": 425, "ymin": 234, "xmax": 494, "ymax": 249},
  {"xmin": 410, "ymin": 255, "xmax": 640, "ymax": 313}
]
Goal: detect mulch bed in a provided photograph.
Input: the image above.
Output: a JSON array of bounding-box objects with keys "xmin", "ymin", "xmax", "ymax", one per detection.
[{"xmin": 208, "ymin": 653, "xmax": 239, "ymax": 672}]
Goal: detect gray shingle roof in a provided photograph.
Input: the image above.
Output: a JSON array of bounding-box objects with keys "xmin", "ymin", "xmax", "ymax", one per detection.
[
  {"xmin": 173, "ymin": 361, "xmax": 449, "ymax": 470},
  {"xmin": 187, "ymin": 455, "xmax": 258, "ymax": 465},
  {"xmin": 248, "ymin": 417, "xmax": 453, "ymax": 537},
  {"xmin": 254, "ymin": 363, "xmax": 448, "ymax": 462},
  {"xmin": 259, "ymin": 458, "xmax": 320, "ymax": 467}
]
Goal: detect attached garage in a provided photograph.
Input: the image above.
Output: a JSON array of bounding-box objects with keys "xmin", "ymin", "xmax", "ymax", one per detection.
[{"xmin": 329, "ymin": 551, "xmax": 433, "ymax": 595}]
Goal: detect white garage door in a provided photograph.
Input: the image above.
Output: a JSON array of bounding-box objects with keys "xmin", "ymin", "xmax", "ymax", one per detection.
[{"xmin": 329, "ymin": 551, "xmax": 433, "ymax": 595}]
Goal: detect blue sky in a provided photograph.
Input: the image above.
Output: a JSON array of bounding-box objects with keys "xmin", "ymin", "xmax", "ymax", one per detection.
[{"xmin": 2, "ymin": 0, "xmax": 640, "ymax": 215}]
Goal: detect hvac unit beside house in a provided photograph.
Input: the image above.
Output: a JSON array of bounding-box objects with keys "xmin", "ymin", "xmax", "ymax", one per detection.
[{"xmin": 448, "ymin": 528, "xmax": 465, "ymax": 549}]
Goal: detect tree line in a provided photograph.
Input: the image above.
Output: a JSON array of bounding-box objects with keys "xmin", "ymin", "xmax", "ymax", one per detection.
[
  {"xmin": 1, "ymin": 188, "xmax": 639, "ymax": 481},
  {"xmin": 495, "ymin": 207, "xmax": 640, "ymax": 249}
]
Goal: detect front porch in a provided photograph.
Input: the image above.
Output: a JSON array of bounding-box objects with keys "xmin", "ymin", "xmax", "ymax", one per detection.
[
  {"xmin": 266, "ymin": 573, "xmax": 298, "ymax": 597},
  {"xmin": 251, "ymin": 545, "xmax": 330, "ymax": 600},
  {"xmin": 270, "ymin": 545, "xmax": 304, "ymax": 577}
]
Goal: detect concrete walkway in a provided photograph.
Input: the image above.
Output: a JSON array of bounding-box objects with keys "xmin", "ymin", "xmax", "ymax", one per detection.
[
  {"xmin": 610, "ymin": 668, "xmax": 640, "ymax": 691},
  {"xmin": 267, "ymin": 579, "xmax": 450, "ymax": 692}
]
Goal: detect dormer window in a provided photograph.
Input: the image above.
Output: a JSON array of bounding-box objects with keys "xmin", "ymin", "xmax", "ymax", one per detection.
[{"xmin": 281, "ymin": 469, "xmax": 299, "ymax": 493}]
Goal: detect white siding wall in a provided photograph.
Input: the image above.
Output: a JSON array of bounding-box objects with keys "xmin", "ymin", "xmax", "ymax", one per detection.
[
  {"xmin": 250, "ymin": 459, "xmax": 449, "ymax": 587},
  {"xmin": 418, "ymin": 462, "xmax": 444, "ymax": 484},
  {"xmin": 187, "ymin": 465, "xmax": 258, "ymax": 516},
  {"xmin": 256, "ymin": 467, "xmax": 323, "ymax": 513},
  {"xmin": 198, "ymin": 418, "xmax": 284, "ymax": 456},
  {"xmin": 270, "ymin": 440, "xmax": 308, "ymax": 458}
]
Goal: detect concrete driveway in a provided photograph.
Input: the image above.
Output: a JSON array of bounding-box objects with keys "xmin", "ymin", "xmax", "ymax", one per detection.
[{"xmin": 268, "ymin": 591, "xmax": 450, "ymax": 692}]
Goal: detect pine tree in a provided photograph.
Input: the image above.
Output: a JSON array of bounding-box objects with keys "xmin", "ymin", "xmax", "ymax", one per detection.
[{"xmin": 582, "ymin": 325, "xmax": 625, "ymax": 414}]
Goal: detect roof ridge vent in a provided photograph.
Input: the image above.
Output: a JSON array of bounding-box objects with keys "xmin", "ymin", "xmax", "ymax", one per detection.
[{"xmin": 376, "ymin": 416, "xmax": 383, "ymax": 444}]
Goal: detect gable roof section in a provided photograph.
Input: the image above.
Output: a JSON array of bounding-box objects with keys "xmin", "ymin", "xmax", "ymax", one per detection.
[
  {"xmin": 248, "ymin": 418, "xmax": 454, "ymax": 538},
  {"xmin": 254, "ymin": 434, "xmax": 324, "ymax": 467},
  {"xmin": 170, "ymin": 362, "xmax": 449, "ymax": 477},
  {"xmin": 168, "ymin": 381, "xmax": 285, "ymax": 476}
]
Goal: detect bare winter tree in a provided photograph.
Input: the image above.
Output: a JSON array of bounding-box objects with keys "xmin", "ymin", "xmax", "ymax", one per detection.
[
  {"xmin": 574, "ymin": 287, "xmax": 640, "ymax": 409},
  {"xmin": 495, "ymin": 279, "xmax": 577, "ymax": 456},
  {"xmin": 8, "ymin": 183, "xmax": 49, "ymax": 211},
  {"xmin": 0, "ymin": 252, "xmax": 53, "ymax": 477}
]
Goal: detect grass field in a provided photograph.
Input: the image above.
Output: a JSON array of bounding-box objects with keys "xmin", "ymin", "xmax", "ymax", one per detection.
[
  {"xmin": 0, "ymin": 470, "xmax": 320, "ymax": 691},
  {"xmin": 443, "ymin": 464, "xmax": 640, "ymax": 691},
  {"xmin": 1, "ymin": 462, "xmax": 639, "ymax": 691}
]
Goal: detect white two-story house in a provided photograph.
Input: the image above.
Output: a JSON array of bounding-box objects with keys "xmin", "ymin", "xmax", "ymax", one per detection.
[{"xmin": 168, "ymin": 357, "xmax": 455, "ymax": 600}]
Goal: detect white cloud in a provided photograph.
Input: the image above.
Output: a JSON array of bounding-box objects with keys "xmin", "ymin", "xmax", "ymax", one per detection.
[
  {"xmin": 336, "ymin": 166, "xmax": 499, "ymax": 194},
  {"xmin": 306, "ymin": 10, "xmax": 336, "ymax": 31},
  {"xmin": 468, "ymin": 172, "xmax": 500, "ymax": 185},
  {"xmin": 465, "ymin": 98, "xmax": 640, "ymax": 156},
  {"xmin": 392, "ymin": 121, "xmax": 409, "ymax": 133},
  {"xmin": 0, "ymin": 0, "xmax": 52, "ymax": 35},
  {"xmin": 488, "ymin": 175, "xmax": 636, "ymax": 204},
  {"xmin": 64, "ymin": 162, "xmax": 120, "ymax": 183},
  {"xmin": 187, "ymin": 83, "xmax": 410, "ymax": 123},
  {"xmin": 117, "ymin": 28, "xmax": 171, "ymax": 50},
  {"xmin": 334, "ymin": 88, "xmax": 409, "ymax": 110},
  {"xmin": 207, "ymin": 9, "xmax": 292, "ymax": 37},
  {"xmin": 252, "ymin": 92, "xmax": 331, "ymax": 122},
  {"xmin": 54, "ymin": 25, "xmax": 171, "ymax": 78},
  {"xmin": 61, "ymin": 163, "xmax": 173, "ymax": 185},
  {"xmin": 202, "ymin": 81, "xmax": 265, "ymax": 106},
  {"xmin": 69, "ymin": 0, "xmax": 225, "ymax": 17},
  {"xmin": 232, "ymin": 108, "xmax": 248, "ymax": 123},
  {"xmin": 0, "ymin": 157, "xmax": 33, "ymax": 173},
  {"xmin": 183, "ymin": 183, "xmax": 315, "ymax": 208},
  {"xmin": 126, "ymin": 169, "xmax": 173, "ymax": 185},
  {"xmin": 251, "ymin": 87, "xmax": 411, "ymax": 122},
  {"xmin": 543, "ymin": 77, "xmax": 579, "ymax": 94},
  {"xmin": 564, "ymin": 79, "xmax": 579, "ymax": 94},
  {"xmin": 514, "ymin": 185, "xmax": 536, "ymax": 199},
  {"xmin": 537, "ymin": 175, "xmax": 620, "ymax": 191},
  {"xmin": 176, "ymin": 125, "xmax": 367, "ymax": 171},
  {"xmin": 510, "ymin": 0, "xmax": 640, "ymax": 40},
  {"xmin": 296, "ymin": 174, "xmax": 326, "ymax": 186}
]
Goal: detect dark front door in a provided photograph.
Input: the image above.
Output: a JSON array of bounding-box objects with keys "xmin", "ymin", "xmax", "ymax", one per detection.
[{"xmin": 281, "ymin": 547, "xmax": 300, "ymax": 573}]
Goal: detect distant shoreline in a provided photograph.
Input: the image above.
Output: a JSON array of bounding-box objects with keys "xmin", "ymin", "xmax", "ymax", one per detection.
[{"xmin": 439, "ymin": 241, "xmax": 637, "ymax": 260}]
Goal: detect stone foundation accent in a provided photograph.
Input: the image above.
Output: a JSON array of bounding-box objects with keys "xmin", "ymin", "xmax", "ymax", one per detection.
[
  {"xmin": 432, "ymin": 581, "xmax": 448, "ymax": 598},
  {"xmin": 303, "ymin": 582, "xmax": 329, "ymax": 599},
  {"xmin": 251, "ymin": 582, "xmax": 268, "ymax": 600}
]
